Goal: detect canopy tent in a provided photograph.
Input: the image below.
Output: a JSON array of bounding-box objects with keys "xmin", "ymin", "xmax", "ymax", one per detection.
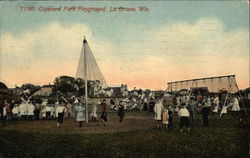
[{"xmin": 76, "ymin": 38, "xmax": 108, "ymax": 87}]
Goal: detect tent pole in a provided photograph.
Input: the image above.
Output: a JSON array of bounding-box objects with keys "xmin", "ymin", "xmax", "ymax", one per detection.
[{"xmin": 84, "ymin": 36, "xmax": 88, "ymax": 123}]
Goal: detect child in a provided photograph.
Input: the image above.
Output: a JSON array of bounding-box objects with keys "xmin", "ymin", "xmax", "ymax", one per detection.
[
  {"xmin": 91, "ymin": 103, "xmax": 97, "ymax": 123},
  {"xmin": 118, "ymin": 101, "xmax": 125, "ymax": 122},
  {"xmin": 12, "ymin": 105, "xmax": 19, "ymax": 120},
  {"xmin": 56, "ymin": 101, "xmax": 66, "ymax": 128},
  {"xmin": 162, "ymin": 108, "xmax": 169, "ymax": 130},
  {"xmin": 178, "ymin": 104, "xmax": 190, "ymax": 133},
  {"xmin": 100, "ymin": 99, "xmax": 108, "ymax": 126},
  {"xmin": 168, "ymin": 106, "xmax": 174, "ymax": 130}
]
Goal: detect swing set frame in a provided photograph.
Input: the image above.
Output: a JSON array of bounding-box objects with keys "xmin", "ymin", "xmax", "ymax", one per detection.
[{"xmin": 166, "ymin": 75, "xmax": 247, "ymax": 116}]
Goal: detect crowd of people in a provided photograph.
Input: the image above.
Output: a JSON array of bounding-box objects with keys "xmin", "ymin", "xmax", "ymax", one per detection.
[
  {"xmin": 0, "ymin": 92, "xmax": 247, "ymax": 131},
  {"xmin": 0, "ymin": 97, "xmax": 123, "ymax": 128},
  {"xmin": 152, "ymin": 93, "xmax": 244, "ymax": 133}
]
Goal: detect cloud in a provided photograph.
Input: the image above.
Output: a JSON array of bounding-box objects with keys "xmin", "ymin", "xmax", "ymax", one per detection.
[
  {"xmin": 105, "ymin": 18, "xmax": 249, "ymax": 89},
  {"xmin": 0, "ymin": 18, "xmax": 249, "ymax": 90},
  {"xmin": 0, "ymin": 22, "xmax": 114, "ymax": 87}
]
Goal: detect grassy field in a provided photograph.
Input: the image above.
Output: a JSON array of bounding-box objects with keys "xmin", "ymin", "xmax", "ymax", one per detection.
[{"xmin": 0, "ymin": 110, "xmax": 249, "ymax": 158}]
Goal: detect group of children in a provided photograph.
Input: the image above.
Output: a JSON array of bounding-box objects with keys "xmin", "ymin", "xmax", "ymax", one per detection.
[{"xmin": 153, "ymin": 94, "xmax": 243, "ymax": 133}]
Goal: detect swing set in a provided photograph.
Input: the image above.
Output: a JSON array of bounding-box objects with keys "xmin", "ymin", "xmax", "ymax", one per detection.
[{"xmin": 166, "ymin": 75, "xmax": 247, "ymax": 116}]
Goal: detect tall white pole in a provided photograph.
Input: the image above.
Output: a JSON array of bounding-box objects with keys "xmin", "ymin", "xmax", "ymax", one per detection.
[{"xmin": 84, "ymin": 36, "xmax": 88, "ymax": 123}]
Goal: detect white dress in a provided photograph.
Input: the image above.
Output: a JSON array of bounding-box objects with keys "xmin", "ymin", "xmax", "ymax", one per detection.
[
  {"xmin": 231, "ymin": 98, "xmax": 240, "ymax": 111},
  {"xmin": 154, "ymin": 102, "xmax": 163, "ymax": 120},
  {"xmin": 90, "ymin": 106, "xmax": 97, "ymax": 117},
  {"xmin": 19, "ymin": 103, "xmax": 27, "ymax": 116},
  {"xmin": 206, "ymin": 98, "xmax": 212, "ymax": 107},
  {"xmin": 12, "ymin": 106, "xmax": 19, "ymax": 115}
]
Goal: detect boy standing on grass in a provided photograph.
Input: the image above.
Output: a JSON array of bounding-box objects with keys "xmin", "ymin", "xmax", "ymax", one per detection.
[
  {"xmin": 56, "ymin": 101, "xmax": 66, "ymax": 128},
  {"xmin": 118, "ymin": 101, "xmax": 125, "ymax": 122},
  {"xmin": 178, "ymin": 103, "xmax": 190, "ymax": 133},
  {"xmin": 201, "ymin": 103, "xmax": 210, "ymax": 127}
]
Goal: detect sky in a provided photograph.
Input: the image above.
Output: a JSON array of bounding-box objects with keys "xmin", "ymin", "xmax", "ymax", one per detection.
[{"xmin": 0, "ymin": 1, "xmax": 249, "ymax": 90}]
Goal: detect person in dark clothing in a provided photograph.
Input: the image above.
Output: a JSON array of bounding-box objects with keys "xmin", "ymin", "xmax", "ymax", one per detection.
[
  {"xmin": 168, "ymin": 106, "xmax": 174, "ymax": 130},
  {"xmin": 101, "ymin": 99, "xmax": 108, "ymax": 126},
  {"xmin": 34, "ymin": 104, "xmax": 40, "ymax": 120},
  {"xmin": 143, "ymin": 98, "xmax": 148, "ymax": 111},
  {"xmin": 0, "ymin": 101, "xmax": 4, "ymax": 120},
  {"xmin": 148, "ymin": 98, "xmax": 155, "ymax": 113},
  {"xmin": 201, "ymin": 104, "xmax": 210, "ymax": 127},
  {"xmin": 238, "ymin": 115, "xmax": 248, "ymax": 129},
  {"xmin": 118, "ymin": 101, "xmax": 125, "ymax": 122}
]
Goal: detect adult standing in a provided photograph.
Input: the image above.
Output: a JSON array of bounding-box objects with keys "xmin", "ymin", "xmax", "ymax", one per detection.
[
  {"xmin": 188, "ymin": 99, "xmax": 196, "ymax": 126},
  {"xmin": 74, "ymin": 104, "xmax": 85, "ymax": 127},
  {"xmin": 154, "ymin": 99, "xmax": 164, "ymax": 129},
  {"xmin": 148, "ymin": 98, "xmax": 156, "ymax": 113}
]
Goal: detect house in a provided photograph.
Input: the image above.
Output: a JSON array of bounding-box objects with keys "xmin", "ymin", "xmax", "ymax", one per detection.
[{"xmin": 34, "ymin": 85, "xmax": 55, "ymax": 96}]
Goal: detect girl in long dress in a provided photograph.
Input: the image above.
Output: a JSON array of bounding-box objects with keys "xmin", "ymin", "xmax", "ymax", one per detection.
[
  {"xmin": 232, "ymin": 97, "xmax": 240, "ymax": 111},
  {"xmin": 162, "ymin": 108, "xmax": 169, "ymax": 130}
]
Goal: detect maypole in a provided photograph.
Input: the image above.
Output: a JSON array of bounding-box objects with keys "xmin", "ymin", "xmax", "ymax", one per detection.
[
  {"xmin": 76, "ymin": 35, "xmax": 108, "ymax": 122},
  {"xmin": 83, "ymin": 36, "xmax": 88, "ymax": 123}
]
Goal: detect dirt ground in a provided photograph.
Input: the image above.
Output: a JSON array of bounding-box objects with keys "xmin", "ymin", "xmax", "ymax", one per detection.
[{"xmin": 0, "ymin": 113, "xmax": 156, "ymax": 134}]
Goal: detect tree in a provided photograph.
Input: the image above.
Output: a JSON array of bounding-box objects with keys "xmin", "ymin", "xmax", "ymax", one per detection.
[
  {"xmin": 20, "ymin": 83, "xmax": 40, "ymax": 94},
  {"xmin": 0, "ymin": 82, "xmax": 8, "ymax": 90},
  {"xmin": 54, "ymin": 76, "xmax": 75, "ymax": 94}
]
